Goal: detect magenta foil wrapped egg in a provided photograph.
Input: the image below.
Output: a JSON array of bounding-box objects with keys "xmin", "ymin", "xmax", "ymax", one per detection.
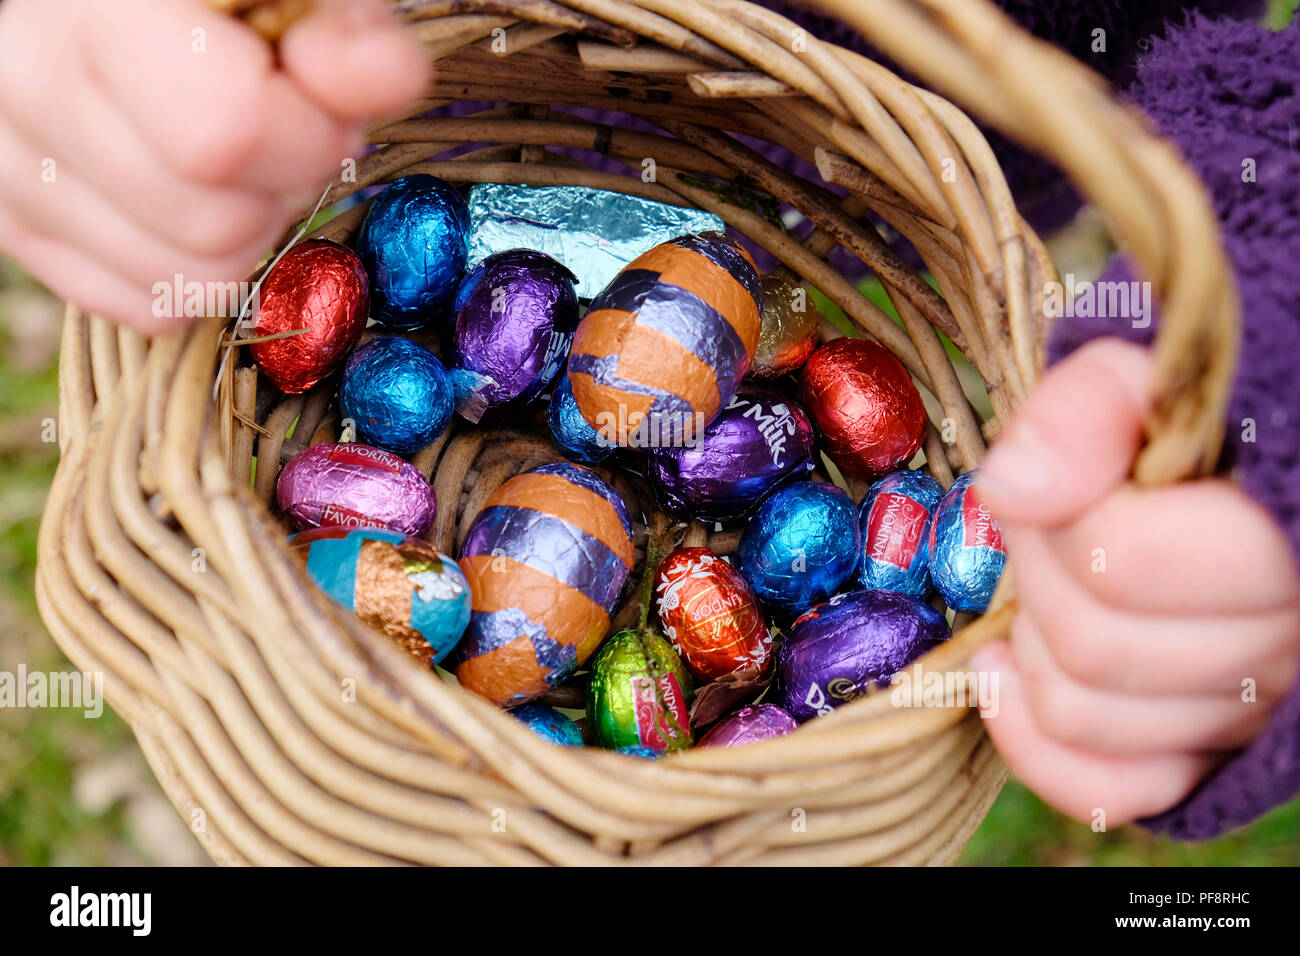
[
  {"xmin": 647, "ymin": 387, "xmax": 816, "ymax": 523},
  {"xmin": 276, "ymin": 442, "xmax": 436, "ymax": 536},
  {"xmin": 698, "ymin": 703, "xmax": 798, "ymax": 748}
]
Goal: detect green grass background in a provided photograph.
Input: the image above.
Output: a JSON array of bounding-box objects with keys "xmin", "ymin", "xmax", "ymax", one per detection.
[{"xmin": 1, "ymin": 0, "xmax": 1297, "ymax": 867}]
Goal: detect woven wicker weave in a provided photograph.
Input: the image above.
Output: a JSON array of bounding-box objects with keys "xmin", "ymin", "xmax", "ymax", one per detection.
[{"xmin": 34, "ymin": 0, "xmax": 1237, "ymax": 865}]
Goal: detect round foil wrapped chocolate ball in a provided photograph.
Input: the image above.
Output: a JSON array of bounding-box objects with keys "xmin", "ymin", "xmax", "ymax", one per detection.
[
  {"xmin": 857, "ymin": 469, "xmax": 944, "ymax": 598},
  {"xmin": 735, "ymin": 482, "xmax": 862, "ymax": 617},
  {"xmin": 569, "ymin": 232, "xmax": 762, "ymax": 448},
  {"xmin": 928, "ymin": 470, "xmax": 1006, "ymax": 613},
  {"xmin": 698, "ymin": 703, "xmax": 798, "ymax": 748},
  {"xmin": 250, "ymin": 239, "xmax": 369, "ymax": 394},
  {"xmin": 339, "ymin": 337, "xmax": 453, "ymax": 454},
  {"xmin": 646, "ymin": 387, "xmax": 815, "ymax": 523},
  {"xmin": 587, "ymin": 629, "xmax": 693, "ymax": 753},
  {"xmin": 276, "ymin": 442, "xmax": 436, "ymax": 536},
  {"xmin": 747, "ymin": 275, "xmax": 820, "ymax": 382},
  {"xmin": 448, "ymin": 249, "xmax": 579, "ymax": 423},
  {"xmin": 452, "ymin": 463, "xmax": 634, "ymax": 707},
  {"xmin": 548, "ymin": 374, "xmax": 614, "ymax": 466},
  {"xmin": 355, "ymin": 174, "xmax": 469, "ymax": 329},
  {"xmin": 511, "ymin": 704, "xmax": 584, "ymax": 747},
  {"xmin": 290, "ymin": 526, "xmax": 470, "ymax": 665},
  {"xmin": 654, "ymin": 547, "xmax": 771, "ymax": 683},
  {"xmin": 776, "ymin": 589, "xmax": 950, "ymax": 722},
  {"xmin": 800, "ymin": 337, "xmax": 927, "ymax": 478}
]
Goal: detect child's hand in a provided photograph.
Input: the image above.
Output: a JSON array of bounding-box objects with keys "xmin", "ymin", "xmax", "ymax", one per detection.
[
  {"xmin": 972, "ymin": 338, "xmax": 1300, "ymax": 827},
  {"xmin": 0, "ymin": 0, "xmax": 427, "ymax": 334}
]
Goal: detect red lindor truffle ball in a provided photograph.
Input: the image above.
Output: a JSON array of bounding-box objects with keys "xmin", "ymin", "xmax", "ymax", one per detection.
[
  {"xmin": 800, "ymin": 338, "xmax": 926, "ymax": 478},
  {"xmin": 251, "ymin": 239, "xmax": 370, "ymax": 394}
]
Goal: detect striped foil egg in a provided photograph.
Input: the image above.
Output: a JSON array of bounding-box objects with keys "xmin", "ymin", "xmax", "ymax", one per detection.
[
  {"xmin": 451, "ymin": 463, "xmax": 635, "ymax": 707},
  {"xmin": 567, "ymin": 232, "xmax": 763, "ymax": 449}
]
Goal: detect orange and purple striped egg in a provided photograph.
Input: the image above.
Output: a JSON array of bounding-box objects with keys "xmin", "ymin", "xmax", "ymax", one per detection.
[
  {"xmin": 452, "ymin": 463, "xmax": 635, "ymax": 707},
  {"xmin": 568, "ymin": 233, "xmax": 762, "ymax": 449}
]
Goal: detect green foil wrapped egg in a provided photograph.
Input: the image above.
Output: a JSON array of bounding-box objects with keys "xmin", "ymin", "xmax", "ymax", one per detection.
[{"xmin": 587, "ymin": 630, "xmax": 694, "ymax": 753}]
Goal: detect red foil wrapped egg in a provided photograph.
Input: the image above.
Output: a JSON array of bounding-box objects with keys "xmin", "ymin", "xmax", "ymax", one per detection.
[
  {"xmin": 800, "ymin": 337, "xmax": 926, "ymax": 478},
  {"xmin": 251, "ymin": 239, "xmax": 370, "ymax": 394},
  {"xmin": 654, "ymin": 547, "xmax": 772, "ymax": 683}
]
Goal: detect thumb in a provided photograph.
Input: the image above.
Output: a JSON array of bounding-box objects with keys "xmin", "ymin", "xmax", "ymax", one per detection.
[
  {"xmin": 977, "ymin": 338, "xmax": 1153, "ymax": 529},
  {"xmin": 279, "ymin": 0, "xmax": 429, "ymax": 122}
]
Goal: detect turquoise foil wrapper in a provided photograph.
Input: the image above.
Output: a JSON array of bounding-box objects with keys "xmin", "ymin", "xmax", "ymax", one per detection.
[
  {"xmin": 467, "ymin": 184, "xmax": 725, "ymax": 299},
  {"xmin": 511, "ymin": 704, "xmax": 584, "ymax": 746}
]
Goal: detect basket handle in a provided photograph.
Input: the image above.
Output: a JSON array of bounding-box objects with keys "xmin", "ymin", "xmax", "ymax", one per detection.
[{"xmin": 808, "ymin": 0, "xmax": 1238, "ymax": 485}]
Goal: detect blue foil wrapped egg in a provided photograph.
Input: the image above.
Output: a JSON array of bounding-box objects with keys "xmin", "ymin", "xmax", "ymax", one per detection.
[
  {"xmin": 928, "ymin": 470, "xmax": 1007, "ymax": 613},
  {"xmin": 511, "ymin": 703, "xmax": 584, "ymax": 746},
  {"xmin": 735, "ymin": 481, "xmax": 862, "ymax": 617},
  {"xmin": 448, "ymin": 249, "xmax": 579, "ymax": 423},
  {"xmin": 776, "ymin": 589, "xmax": 950, "ymax": 721},
  {"xmin": 857, "ymin": 469, "xmax": 944, "ymax": 598},
  {"xmin": 290, "ymin": 526, "xmax": 471, "ymax": 665},
  {"xmin": 356, "ymin": 174, "xmax": 469, "ymax": 329},
  {"xmin": 548, "ymin": 374, "xmax": 614, "ymax": 465},
  {"xmin": 339, "ymin": 337, "xmax": 454, "ymax": 454},
  {"xmin": 647, "ymin": 387, "xmax": 815, "ymax": 523}
]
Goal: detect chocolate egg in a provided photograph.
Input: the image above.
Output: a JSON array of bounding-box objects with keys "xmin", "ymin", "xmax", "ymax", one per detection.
[
  {"xmin": 548, "ymin": 374, "xmax": 615, "ymax": 466},
  {"xmin": 339, "ymin": 337, "xmax": 454, "ymax": 454},
  {"xmin": 646, "ymin": 387, "xmax": 815, "ymax": 523},
  {"xmin": 568, "ymin": 232, "xmax": 762, "ymax": 449},
  {"xmin": 735, "ymin": 482, "xmax": 862, "ymax": 617},
  {"xmin": 801, "ymin": 337, "xmax": 927, "ymax": 478},
  {"xmin": 452, "ymin": 463, "xmax": 634, "ymax": 707},
  {"xmin": 698, "ymin": 703, "xmax": 798, "ymax": 747},
  {"xmin": 276, "ymin": 442, "xmax": 436, "ymax": 536},
  {"xmin": 355, "ymin": 174, "xmax": 469, "ymax": 329},
  {"xmin": 776, "ymin": 589, "xmax": 950, "ymax": 721},
  {"xmin": 857, "ymin": 469, "xmax": 944, "ymax": 598},
  {"xmin": 511, "ymin": 703, "xmax": 584, "ymax": 747},
  {"xmin": 928, "ymin": 471, "xmax": 1006, "ymax": 613},
  {"xmin": 250, "ymin": 239, "xmax": 369, "ymax": 394},
  {"xmin": 654, "ymin": 547, "xmax": 771, "ymax": 683},
  {"xmin": 290, "ymin": 526, "xmax": 469, "ymax": 665},
  {"xmin": 747, "ymin": 275, "xmax": 820, "ymax": 382},
  {"xmin": 587, "ymin": 629, "xmax": 693, "ymax": 753},
  {"xmin": 448, "ymin": 249, "xmax": 579, "ymax": 423}
]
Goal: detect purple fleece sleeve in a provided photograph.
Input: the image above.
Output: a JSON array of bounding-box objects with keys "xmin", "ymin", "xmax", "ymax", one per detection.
[{"xmin": 1047, "ymin": 14, "xmax": 1300, "ymax": 839}]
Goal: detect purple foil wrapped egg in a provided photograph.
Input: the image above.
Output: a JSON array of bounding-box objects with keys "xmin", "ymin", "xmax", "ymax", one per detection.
[
  {"xmin": 276, "ymin": 442, "xmax": 436, "ymax": 536},
  {"xmin": 448, "ymin": 249, "xmax": 579, "ymax": 423},
  {"xmin": 776, "ymin": 589, "xmax": 950, "ymax": 722},
  {"xmin": 698, "ymin": 703, "xmax": 798, "ymax": 748},
  {"xmin": 647, "ymin": 387, "xmax": 815, "ymax": 523}
]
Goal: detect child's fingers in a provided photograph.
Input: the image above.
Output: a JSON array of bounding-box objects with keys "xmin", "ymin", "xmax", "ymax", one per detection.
[
  {"xmin": 88, "ymin": 0, "xmax": 274, "ymax": 186},
  {"xmin": 970, "ymin": 640, "xmax": 1213, "ymax": 826},
  {"xmin": 1047, "ymin": 481, "xmax": 1300, "ymax": 616},
  {"xmin": 977, "ymin": 339, "xmax": 1152, "ymax": 529},
  {"xmin": 1012, "ymin": 528, "xmax": 1300, "ymax": 698},
  {"xmin": 233, "ymin": 73, "xmax": 364, "ymax": 193},
  {"xmin": 280, "ymin": 0, "xmax": 430, "ymax": 120},
  {"xmin": 0, "ymin": 209, "xmax": 180, "ymax": 334},
  {"xmin": 1009, "ymin": 613, "xmax": 1274, "ymax": 754}
]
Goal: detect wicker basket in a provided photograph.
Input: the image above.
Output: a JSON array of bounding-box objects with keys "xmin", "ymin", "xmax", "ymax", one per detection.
[{"xmin": 34, "ymin": 0, "xmax": 1237, "ymax": 865}]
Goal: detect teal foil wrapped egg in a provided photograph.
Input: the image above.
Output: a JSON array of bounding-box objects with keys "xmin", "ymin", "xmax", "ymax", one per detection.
[
  {"xmin": 511, "ymin": 704, "xmax": 584, "ymax": 746},
  {"xmin": 356, "ymin": 174, "xmax": 469, "ymax": 329},
  {"xmin": 548, "ymin": 375, "xmax": 614, "ymax": 466},
  {"xmin": 290, "ymin": 527, "xmax": 471, "ymax": 666}
]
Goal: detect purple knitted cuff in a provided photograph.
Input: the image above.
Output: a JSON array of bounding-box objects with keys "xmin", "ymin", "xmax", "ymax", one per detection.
[{"xmin": 1046, "ymin": 14, "xmax": 1300, "ymax": 840}]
